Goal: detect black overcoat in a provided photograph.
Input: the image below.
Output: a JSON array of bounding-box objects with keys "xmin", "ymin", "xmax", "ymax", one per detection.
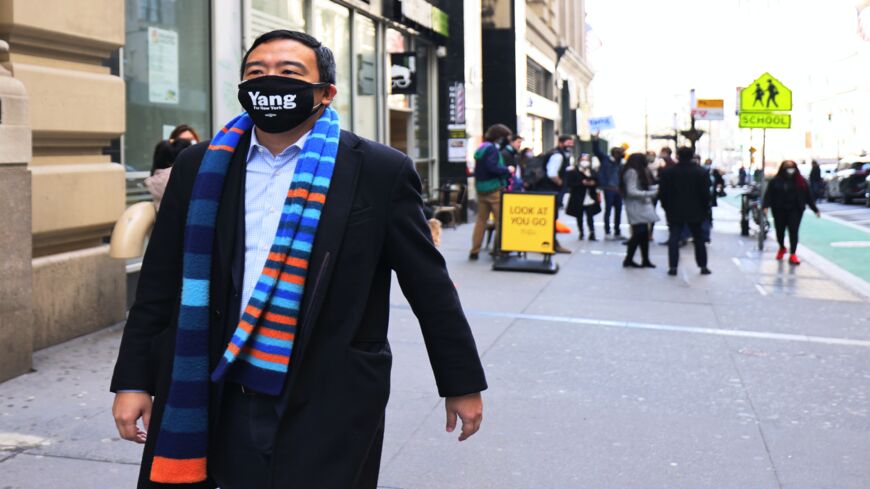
[
  {"xmin": 658, "ymin": 162, "xmax": 711, "ymax": 223},
  {"xmin": 111, "ymin": 130, "xmax": 488, "ymax": 489}
]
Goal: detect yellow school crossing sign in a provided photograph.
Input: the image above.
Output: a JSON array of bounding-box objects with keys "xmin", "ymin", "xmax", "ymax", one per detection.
[{"xmin": 739, "ymin": 72, "xmax": 792, "ymax": 129}]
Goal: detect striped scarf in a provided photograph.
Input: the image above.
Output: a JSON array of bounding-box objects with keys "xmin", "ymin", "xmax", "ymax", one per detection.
[{"xmin": 150, "ymin": 107, "xmax": 340, "ymax": 484}]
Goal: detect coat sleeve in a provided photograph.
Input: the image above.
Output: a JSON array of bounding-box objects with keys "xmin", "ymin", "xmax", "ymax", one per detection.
[
  {"xmin": 385, "ymin": 158, "xmax": 488, "ymax": 398},
  {"xmin": 658, "ymin": 170, "xmax": 671, "ymax": 212},
  {"xmin": 482, "ymin": 145, "xmax": 510, "ymax": 177},
  {"xmin": 591, "ymin": 138, "xmax": 607, "ymax": 164},
  {"xmin": 110, "ymin": 151, "xmax": 193, "ymax": 393},
  {"xmin": 625, "ymin": 169, "xmax": 657, "ymax": 199},
  {"xmin": 762, "ymin": 181, "xmax": 774, "ymax": 209},
  {"xmin": 804, "ymin": 184, "xmax": 819, "ymax": 213}
]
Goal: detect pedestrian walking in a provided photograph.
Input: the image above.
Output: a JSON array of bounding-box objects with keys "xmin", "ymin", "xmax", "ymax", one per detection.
[
  {"xmin": 565, "ymin": 154, "xmax": 600, "ymax": 241},
  {"xmin": 591, "ymin": 133, "xmax": 625, "ymax": 237},
  {"xmin": 658, "ymin": 147, "xmax": 712, "ymax": 276},
  {"xmin": 111, "ymin": 29, "xmax": 486, "ymax": 489},
  {"xmin": 469, "ymin": 123, "xmax": 514, "ymax": 260},
  {"xmin": 738, "ymin": 164, "xmax": 748, "ymax": 187},
  {"xmin": 620, "ymin": 153, "xmax": 659, "ymax": 268},
  {"xmin": 763, "ymin": 160, "xmax": 821, "ymax": 265},
  {"xmin": 809, "ymin": 159, "xmax": 823, "ymax": 202}
]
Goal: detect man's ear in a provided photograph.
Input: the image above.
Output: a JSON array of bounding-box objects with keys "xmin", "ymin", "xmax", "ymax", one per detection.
[{"xmin": 320, "ymin": 84, "xmax": 338, "ymax": 107}]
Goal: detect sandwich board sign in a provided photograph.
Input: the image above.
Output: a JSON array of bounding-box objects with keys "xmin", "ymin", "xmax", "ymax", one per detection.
[{"xmin": 493, "ymin": 192, "xmax": 559, "ymax": 274}]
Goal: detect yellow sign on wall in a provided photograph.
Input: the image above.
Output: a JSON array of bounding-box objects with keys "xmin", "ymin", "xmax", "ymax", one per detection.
[
  {"xmin": 500, "ymin": 192, "xmax": 556, "ymax": 254},
  {"xmin": 740, "ymin": 73, "xmax": 792, "ymax": 112}
]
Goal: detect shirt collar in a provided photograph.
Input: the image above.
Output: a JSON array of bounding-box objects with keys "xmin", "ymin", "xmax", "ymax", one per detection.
[{"xmin": 247, "ymin": 127, "xmax": 311, "ymax": 163}]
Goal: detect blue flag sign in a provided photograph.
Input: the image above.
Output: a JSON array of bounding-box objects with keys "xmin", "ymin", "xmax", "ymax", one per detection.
[{"xmin": 588, "ymin": 116, "xmax": 615, "ymax": 132}]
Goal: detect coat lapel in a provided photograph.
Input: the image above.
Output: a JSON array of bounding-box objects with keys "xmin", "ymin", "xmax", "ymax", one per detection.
[
  {"xmin": 214, "ymin": 130, "xmax": 249, "ymax": 289},
  {"xmin": 297, "ymin": 131, "xmax": 362, "ymax": 349},
  {"xmin": 277, "ymin": 131, "xmax": 362, "ymax": 409}
]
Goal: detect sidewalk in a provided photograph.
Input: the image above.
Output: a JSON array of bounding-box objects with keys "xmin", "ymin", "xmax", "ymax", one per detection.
[
  {"xmin": 2, "ymin": 205, "xmax": 870, "ymax": 488},
  {"xmin": 721, "ymin": 192, "xmax": 870, "ymax": 286}
]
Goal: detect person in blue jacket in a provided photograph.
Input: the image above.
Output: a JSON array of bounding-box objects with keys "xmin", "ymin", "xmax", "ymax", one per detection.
[{"xmin": 591, "ymin": 133, "xmax": 626, "ymax": 237}]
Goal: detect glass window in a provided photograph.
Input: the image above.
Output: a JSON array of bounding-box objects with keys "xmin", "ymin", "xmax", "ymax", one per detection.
[
  {"xmin": 353, "ymin": 14, "xmax": 378, "ymax": 141},
  {"xmin": 312, "ymin": 2, "xmax": 351, "ymax": 126},
  {"xmin": 248, "ymin": 0, "xmax": 305, "ymax": 44},
  {"xmin": 386, "ymin": 29, "xmax": 434, "ymax": 193},
  {"xmin": 124, "ymin": 0, "xmax": 211, "ymax": 172},
  {"xmin": 250, "ymin": 0, "xmax": 305, "ymax": 29}
]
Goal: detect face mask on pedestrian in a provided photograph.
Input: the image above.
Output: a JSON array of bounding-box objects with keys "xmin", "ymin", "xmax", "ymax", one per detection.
[
  {"xmin": 238, "ymin": 75, "xmax": 329, "ymax": 133},
  {"xmin": 785, "ymin": 168, "xmax": 796, "ymax": 176},
  {"xmin": 580, "ymin": 160, "xmax": 591, "ymax": 169}
]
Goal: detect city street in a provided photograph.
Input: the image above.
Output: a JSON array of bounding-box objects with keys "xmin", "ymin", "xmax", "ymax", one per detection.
[
  {"xmin": 817, "ymin": 200, "xmax": 870, "ymax": 230},
  {"xmin": 2, "ymin": 203, "xmax": 869, "ymax": 488}
]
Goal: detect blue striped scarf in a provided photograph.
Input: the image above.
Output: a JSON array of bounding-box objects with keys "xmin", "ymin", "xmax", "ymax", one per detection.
[{"xmin": 150, "ymin": 107, "xmax": 340, "ymax": 484}]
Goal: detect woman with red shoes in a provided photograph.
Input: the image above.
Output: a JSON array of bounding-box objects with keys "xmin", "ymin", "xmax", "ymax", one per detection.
[{"xmin": 762, "ymin": 160, "xmax": 821, "ymax": 265}]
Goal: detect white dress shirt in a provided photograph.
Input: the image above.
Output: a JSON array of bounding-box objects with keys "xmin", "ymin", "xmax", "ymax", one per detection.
[{"xmin": 240, "ymin": 128, "xmax": 310, "ymax": 318}]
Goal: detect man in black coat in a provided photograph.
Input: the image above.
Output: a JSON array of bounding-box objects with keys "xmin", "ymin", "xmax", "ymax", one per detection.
[
  {"xmin": 111, "ymin": 30, "xmax": 486, "ymax": 489},
  {"xmin": 658, "ymin": 147, "xmax": 712, "ymax": 276}
]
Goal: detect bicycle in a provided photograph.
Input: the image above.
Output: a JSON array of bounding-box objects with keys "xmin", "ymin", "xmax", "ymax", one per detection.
[{"xmin": 739, "ymin": 183, "xmax": 769, "ymax": 250}]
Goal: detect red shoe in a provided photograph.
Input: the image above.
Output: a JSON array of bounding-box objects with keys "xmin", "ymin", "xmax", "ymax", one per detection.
[
  {"xmin": 775, "ymin": 247, "xmax": 786, "ymax": 260},
  {"xmin": 789, "ymin": 254, "xmax": 801, "ymax": 265}
]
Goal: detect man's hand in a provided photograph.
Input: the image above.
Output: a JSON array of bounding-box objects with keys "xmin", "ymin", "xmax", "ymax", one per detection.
[
  {"xmin": 445, "ymin": 392, "xmax": 483, "ymax": 442},
  {"xmin": 113, "ymin": 392, "xmax": 152, "ymax": 444}
]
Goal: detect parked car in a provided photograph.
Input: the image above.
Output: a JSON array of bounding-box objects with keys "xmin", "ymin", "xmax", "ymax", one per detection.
[
  {"xmin": 826, "ymin": 156, "xmax": 870, "ymax": 204},
  {"xmin": 817, "ymin": 162, "xmax": 838, "ymax": 200}
]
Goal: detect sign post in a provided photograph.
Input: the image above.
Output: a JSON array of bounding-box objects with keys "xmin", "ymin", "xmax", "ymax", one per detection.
[{"xmin": 492, "ymin": 192, "xmax": 559, "ymax": 274}]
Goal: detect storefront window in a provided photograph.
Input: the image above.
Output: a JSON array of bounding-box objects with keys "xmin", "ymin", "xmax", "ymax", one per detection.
[
  {"xmin": 353, "ymin": 14, "xmax": 378, "ymax": 141},
  {"xmin": 250, "ymin": 0, "xmax": 305, "ymax": 30},
  {"xmin": 124, "ymin": 0, "xmax": 211, "ymax": 172},
  {"xmin": 312, "ymin": 2, "xmax": 352, "ymax": 125},
  {"xmin": 386, "ymin": 29, "xmax": 435, "ymax": 191}
]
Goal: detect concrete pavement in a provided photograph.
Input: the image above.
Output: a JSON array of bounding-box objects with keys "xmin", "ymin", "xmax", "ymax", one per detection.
[{"xmin": 1, "ymin": 203, "xmax": 869, "ymax": 488}]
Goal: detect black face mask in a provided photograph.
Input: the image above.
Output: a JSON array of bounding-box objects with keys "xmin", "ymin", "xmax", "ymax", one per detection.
[{"xmin": 238, "ymin": 75, "xmax": 329, "ymax": 133}]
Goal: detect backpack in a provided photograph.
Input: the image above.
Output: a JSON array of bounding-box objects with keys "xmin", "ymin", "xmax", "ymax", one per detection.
[
  {"xmin": 523, "ymin": 149, "xmax": 569, "ymax": 190},
  {"xmin": 522, "ymin": 149, "xmax": 559, "ymax": 189}
]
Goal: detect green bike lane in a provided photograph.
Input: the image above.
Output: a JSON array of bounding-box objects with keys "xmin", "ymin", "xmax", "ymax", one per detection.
[{"xmin": 722, "ymin": 193, "xmax": 870, "ymax": 284}]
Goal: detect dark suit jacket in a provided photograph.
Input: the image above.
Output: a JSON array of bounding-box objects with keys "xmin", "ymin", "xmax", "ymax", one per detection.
[
  {"xmin": 658, "ymin": 162, "xmax": 711, "ymax": 223},
  {"xmin": 111, "ymin": 130, "xmax": 488, "ymax": 489}
]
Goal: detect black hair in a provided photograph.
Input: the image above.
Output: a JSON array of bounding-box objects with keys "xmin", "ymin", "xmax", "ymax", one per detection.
[
  {"xmin": 676, "ymin": 146, "xmax": 695, "ymax": 163},
  {"xmin": 509, "ymin": 134, "xmax": 524, "ymax": 143},
  {"xmin": 484, "ymin": 124, "xmax": 512, "ymax": 143},
  {"xmin": 241, "ymin": 30, "xmax": 336, "ymax": 84},
  {"xmin": 620, "ymin": 153, "xmax": 651, "ymax": 195},
  {"xmin": 558, "ymin": 135, "xmax": 573, "ymax": 144},
  {"xmin": 151, "ymin": 139, "xmax": 192, "ymax": 175}
]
